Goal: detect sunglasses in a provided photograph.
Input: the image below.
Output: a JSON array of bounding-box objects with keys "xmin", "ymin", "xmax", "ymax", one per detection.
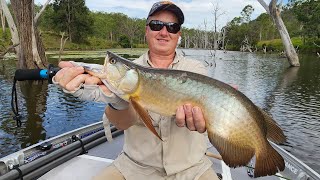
[{"xmin": 147, "ymin": 20, "xmax": 181, "ymax": 34}]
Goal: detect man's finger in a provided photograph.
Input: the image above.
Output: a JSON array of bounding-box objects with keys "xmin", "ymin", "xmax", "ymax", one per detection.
[
  {"xmin": 85, "ymin": 76, "xmax": 101, "ymax": 85},
  {"xmin": 58, "ymin": 61, "xmax": 76, "ymax": 68},
  {"xmin": 65, "ymin": 74, "xmax": 90, "ymax": 91},
  {"xmin": 192, "ymin": 106, "xmax": 206, "ymax": 133},
  {"xmin": 184, "ymin": 104, "xmax": 196, "ymax": 131},
  {"xmin": 54, "ymin": 67, "xmax": 69, "ymax": 82},
  {"xmin": 99, "ymin": 85, "xmax": 113, "ymax": 96},
  {"xmin": 59, "ymin": 67, "xmax": 85, "ymax": 88},
  {"xmin": 175, "ymin": 106, "xmax": 185, "ymax": 127}
]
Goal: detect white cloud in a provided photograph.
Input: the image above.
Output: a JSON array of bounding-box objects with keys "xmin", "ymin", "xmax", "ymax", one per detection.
[{"xmin": 34, "ymin": 0, "xmax": 269, "ymax": 29}]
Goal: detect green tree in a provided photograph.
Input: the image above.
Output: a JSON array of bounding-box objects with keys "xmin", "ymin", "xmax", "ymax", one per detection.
[
  {"xmin": 91, "ymin": 12, "xmax": 128, "ymax": 42},
  {"xmin": 252, "ymin": 13, "xmax": 274, "ymax": 41},
  {"xmin": 120, "ymin": 18, "xmax": 146, "ymax": 48},
  {"xmin": 51, "ymin": 0, "xmax": 93, "ymax": 43},
  {"xmin": 241, "ymin": 5, "xmax": 254, "ymax": 23},
  {"xmin": 38, "ymin": 4, "xmax": 55, "ymax": 32},
  {"xmin": 224, "ymin": 5, "xmax": 256, "ymax": 51},
  {"xmin": 291, "ymin": 0, "xmax": 320, "ymax": 38},
  {"xmin": 119, "ymin": 35, "xmax": 130, "ymax": 48}
]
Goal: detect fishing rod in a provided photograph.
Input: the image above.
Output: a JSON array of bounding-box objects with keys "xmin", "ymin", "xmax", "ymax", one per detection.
[{"xmin": 11, "ymin": 64, "xmax": 61, "ymax": 127}]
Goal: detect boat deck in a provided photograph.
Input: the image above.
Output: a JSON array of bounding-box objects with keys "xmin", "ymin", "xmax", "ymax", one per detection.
[
  {"xmin": 1, "ymin": 122, "xmax": 319, "ymax": 180},
  {"xmin": 39, "ymin": 133, "xmax": 280, "ymax": 180}
]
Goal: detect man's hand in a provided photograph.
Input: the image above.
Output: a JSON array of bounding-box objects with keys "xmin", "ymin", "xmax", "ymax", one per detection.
[
  {"xmin": 54, "ymin": 61, "xmax": 112, "ymax": 94},
  {"xmin": 53, "ymin": 61, "xmax": 128, "ymax": 110},
  {"xmin": 175, "ymin": 104, "xmax": 206, "ymax": 133},
  {"xmin": 175, "ymin": 85, "xmax": 238, "ymax": 133}
]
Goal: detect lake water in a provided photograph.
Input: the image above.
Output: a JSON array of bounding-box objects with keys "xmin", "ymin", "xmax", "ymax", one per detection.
[{"xmin": 0, "ymin": 49, "xmax": 319, "ymax": 173}]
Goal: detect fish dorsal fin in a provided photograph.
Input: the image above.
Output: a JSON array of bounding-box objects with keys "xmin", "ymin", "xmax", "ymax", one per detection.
[
  {"xmin": 130, "ymin": 96, "xmax": 162, "ymax": 141},
  {"xmin": 258, "ymin": 108, "xmax": 286, "ymax": 144}
]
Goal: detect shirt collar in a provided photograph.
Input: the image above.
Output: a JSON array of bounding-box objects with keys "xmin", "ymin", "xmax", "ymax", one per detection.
[{"xmin": 145, "ymin": 51, "xmax": 181, "ymax": 69}]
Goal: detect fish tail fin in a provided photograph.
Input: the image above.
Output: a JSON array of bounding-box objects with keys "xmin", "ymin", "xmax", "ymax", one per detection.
[{"xmin": 254, "ymin": 143, "xmax": 285, "ymax": 178}]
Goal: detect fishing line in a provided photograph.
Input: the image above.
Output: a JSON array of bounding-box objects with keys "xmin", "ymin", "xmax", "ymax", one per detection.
[
  {"xmin": 11, "ymin": 78, "xmax": 21, "ymax": 127},
  {"xmin": 10, "ymin": 64, "xmax": 60, "ymax": 127}
]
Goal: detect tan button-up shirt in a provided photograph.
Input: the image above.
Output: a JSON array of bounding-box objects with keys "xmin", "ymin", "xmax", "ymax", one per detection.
[{"xmin": 114, "ymin": 52, "xmax": 212, "ymax": 180}]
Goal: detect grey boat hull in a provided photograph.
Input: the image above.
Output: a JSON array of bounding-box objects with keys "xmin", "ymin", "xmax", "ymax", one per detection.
[{"xmin": 0, "ymin": 122, "xmax": 319, "ymax": 180}]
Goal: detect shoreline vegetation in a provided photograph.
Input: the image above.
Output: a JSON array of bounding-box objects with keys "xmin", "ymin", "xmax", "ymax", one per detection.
[
  {"xmin": 1, "ymin": 29, "xmax": 318, "ymax": 56},
  {"xmin": 0, "ymin": 0, "xmax": 319, "ymax": 59}
]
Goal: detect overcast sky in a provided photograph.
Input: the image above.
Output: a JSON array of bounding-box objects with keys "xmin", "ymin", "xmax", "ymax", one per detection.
[{"xmin": 34, "ymin": 0, "xmax": 288, "ymax": 30}]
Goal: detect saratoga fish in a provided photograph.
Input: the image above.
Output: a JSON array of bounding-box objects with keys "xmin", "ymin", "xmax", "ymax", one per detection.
[{"xmin": 85, "ymin": 51, "xmax": 286, "ymax": 178}]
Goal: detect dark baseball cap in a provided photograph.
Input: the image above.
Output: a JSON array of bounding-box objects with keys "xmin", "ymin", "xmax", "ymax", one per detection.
[{"xmin": 147, "ymin": 1, "xmax": 184, "ymax": 25}]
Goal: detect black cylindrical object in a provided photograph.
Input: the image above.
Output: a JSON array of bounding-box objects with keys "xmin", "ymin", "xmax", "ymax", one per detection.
[
  {"xmin": 14, "ymin": 69, "xmax": 45, "ymax": 81},
  {"xmin": 14, "ymin": 65, "xmax": 61, "ymax": 82}
]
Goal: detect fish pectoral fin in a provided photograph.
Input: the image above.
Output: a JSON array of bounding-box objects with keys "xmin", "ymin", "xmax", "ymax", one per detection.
[
  {"xmin": 259, "ymin": 108, "xmax": 286, "ymax": 144},
  {"xmin": 130, "ymin": 96, "xmax": 162, "ymax": 141},
  {"xmin": 207, "ymin": 130, "xmax": 254, "ymax": 168}
]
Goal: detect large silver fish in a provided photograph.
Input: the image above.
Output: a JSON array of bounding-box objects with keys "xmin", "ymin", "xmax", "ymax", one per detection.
[{"xmin": 86, "ymin": 51, "xmax": 286, "ymax": 178}]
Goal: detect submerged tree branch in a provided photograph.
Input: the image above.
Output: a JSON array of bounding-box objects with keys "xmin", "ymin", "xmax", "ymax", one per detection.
[
  {"xmin": 257, "ymin": 0, "xmax": 300, "ymax": 67},
  {"xmin": 313, "ymin": 41, "xmax": 320, "ymax": 48},
  {"xmin": 0, "ymin": 43, "xmax": 19, "ymax": 57}
]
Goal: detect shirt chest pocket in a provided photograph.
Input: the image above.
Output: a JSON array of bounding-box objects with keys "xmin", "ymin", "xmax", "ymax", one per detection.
[
  {"xmin": 148, "ymin": 111, "xmax": 161, "ymax": 127},
  {"xmin": 135, "ymin": 111, "xmax": 161, "ymax": 127}
]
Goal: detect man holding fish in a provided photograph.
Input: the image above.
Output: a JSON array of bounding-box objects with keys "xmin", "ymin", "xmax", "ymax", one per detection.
[
  {"xmin": 54, "ymin": 1, "xmax": 286, "ymax": 179},
  {"xmin": 54, "ymin": 1, "xmax": 219, "ymax": 179}
]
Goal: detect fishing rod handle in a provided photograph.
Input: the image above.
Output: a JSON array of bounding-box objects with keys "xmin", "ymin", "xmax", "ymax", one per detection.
[{"xmin": 14, "ymin": 64, "xmax": 61, "ymax": 82}]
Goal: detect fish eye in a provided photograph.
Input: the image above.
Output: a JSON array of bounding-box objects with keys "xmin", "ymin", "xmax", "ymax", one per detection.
[{"xmin": 109, "ymin": 58, "xmax": 116, "ymax": 64}]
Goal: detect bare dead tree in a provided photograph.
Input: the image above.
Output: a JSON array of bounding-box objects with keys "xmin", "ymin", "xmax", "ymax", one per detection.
[
  {"xmin": 183, "ymin": 32, "xmax": 189, "ymax": 49},
  {"xmin": 314, "ymin": 42, "xmax": 320, "ymax": 57},
  {"xmin": 58, "ymin": 32, "xmax": 69, "ymax": 62},
  {"xmin": 1, "ymin": 0, "xmax": 51, "ymax": 68},
  {"xmin": 34, "ymin": 0, "xmax": 51, "ymax": 25},
  {"xmin": 10, "ymin": 0, "xmax": 47, "ymax": 69},
  {"xmin": 211, "ymin": 1, "xmax": 226, "ymax": 51},
  {"xmin": 0, "ymin": 0, "xmax": 20, "ymax": 57},
  {"xmin": 121, "ymin": 18, "xmax": 140, "ymax": 49},
  {"xmin": 191, "ymin": 26, "xmax": 203, "ymax": 49},
  {"xmin": 67, "ymin": 0, "xmax": 72, "ymax": 42},
  {"xmin": 241, "ymin": 35, "xmax": 253, "ymax": 52},
  {"xmin": 263, "ymin": 45, "xmax": 267, "ymax": 54},
  {"xmin": 313, "ymin": 41, "xmax": 320, "ymax": 48},
  {"xmin": 257, "ymin": 0, "xmax": 300, "ymax": 67},
  {"xmin": 224, "ymin": 39, "xmax": 229, "ymax": 53},
  {"xmin": 221, "ymin": 26, "xmax": 227, "ymax": 51},
  {"xmin": 203, "ymin": 19, "xmax": 208, "ymax": 49},
  {"xmin": 0, "ymin": 43, "xmax": 19, "ymax": 57},
  {"xmin": 0, "ymin": 5, "xmax": 5, "ymax": 33}
]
